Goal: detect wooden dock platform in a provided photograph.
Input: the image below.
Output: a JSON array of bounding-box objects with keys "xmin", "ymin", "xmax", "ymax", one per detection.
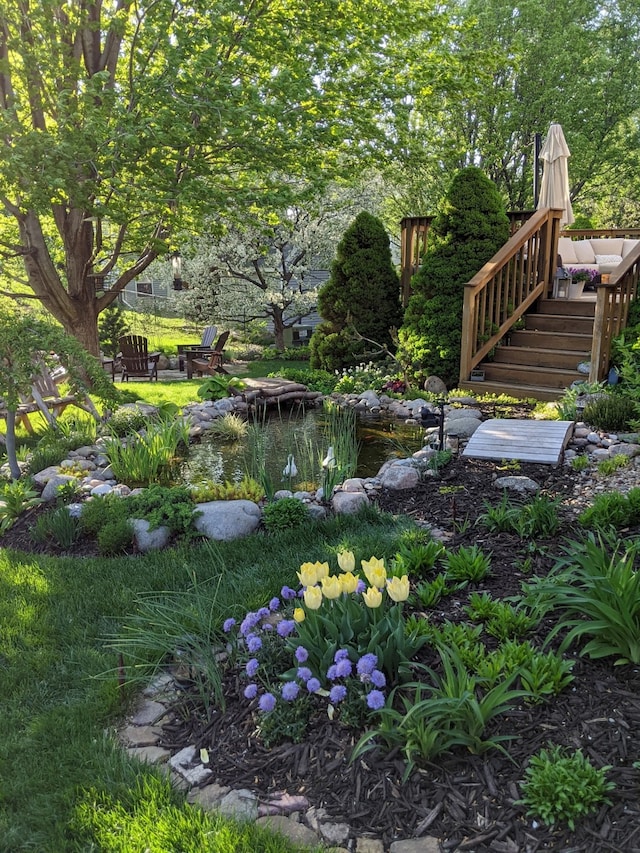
[{"xmin": 462, "ymin": 419, "xmax": 575, "ymax": 465}]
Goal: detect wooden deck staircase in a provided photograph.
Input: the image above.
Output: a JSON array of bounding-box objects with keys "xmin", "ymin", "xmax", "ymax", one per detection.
[{"xmin": 463, "ymin": 297, "xmax": 595, "ymax": 401}]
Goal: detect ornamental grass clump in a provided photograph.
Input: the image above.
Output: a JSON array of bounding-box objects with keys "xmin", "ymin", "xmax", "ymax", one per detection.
[{"xmin": 224, "ymin": 551, "xmax": 426, "ymax": 738}]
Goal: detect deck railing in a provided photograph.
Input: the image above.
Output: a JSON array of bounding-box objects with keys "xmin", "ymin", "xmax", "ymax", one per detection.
[
  {"xmin": 589, "ymin": 243, "xmax": 640, "ymax": 383},
  {"xmin": 458, "ymin": 208, "xmax": 563, "ymax": 385}
]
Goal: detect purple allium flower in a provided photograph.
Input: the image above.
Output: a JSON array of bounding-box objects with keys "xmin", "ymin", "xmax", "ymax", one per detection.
[
  {"xmin": 356, "ymin": 653, "xmax": 378, "ymax": 676},
  {"xmin": 277, "ymin": 620, "xmax": 296, "ymax": 638},
  {"xmin": 298, "ymin": 588, "xmax": 305, "ymax": 597},
  {"xmin": 334, "ymin": 648, "xmax": 349, "ymax": 662},
  {"xmin": 281, "ymin": 682, "xmax": 300, "ymax": 701},
  {"xmin": 297, "ymin": 666, "xmax": 312, "ymax": 682},
  {"xmin": 335, "ymin": 658, "xmax": 352, "ymax": 679},
  {"xmin": 355, "ymin": 579, "xmax": 366, "ymax": 594},
  {"xmin": 306, "ymin": 677, "xmax": 321, "ymax": 693},
  {"xmin": 223, "ymin": 617, "xmax": 236, "ymax": 633},
  {"xmin": 269, "ymin": 597, "xmax": 280, "ymax": 612},
  {"xmin": 367, "ymin": 689, "xmax": 386, "ymax": 711},
  {"xmin": 327, "ymin": 664, "xmax": 338, "ymax": 681},
  {"xmin": 258, "ymin": 607, "xmax": 270, "ymax": 619},
  {"xmin": 295, "ymin": 646, "xmax": 309, "ymax": 663},
  {"xmin": 370, "ymin": 669, "xmax": 386, "ymax": 688},
  {"xmin": 246, "ymin": 634, "xmax": 262, "ymax": 653},
  {"xmin": 281, "ymin": 586, "xmax": 297, "ymax": 600},
  {"xmin": 240, "ymin": 612, "xmax": 260, "ymax": 636},
  {"xmin": 329, "ymin": 684, "xmax": 347, "ymax": 704},
  {"xmin": 259, "ymin": 692, "xmax": 277, "ymax": 712},
  {"xmin": 245, "ymin": 658, "xmax": 259, "ymax": 677},
  {"xmin": 263, "ymin": 623, "xmax": 274, "ymax": 631},
  {"xmin": 244, "ymin": 683, "xmax": 258, "ymax": 700}
]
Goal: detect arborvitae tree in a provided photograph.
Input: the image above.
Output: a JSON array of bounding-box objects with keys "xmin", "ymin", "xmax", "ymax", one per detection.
[
  {"xmin": 98, "ymin": 304, "xmax": 131, "ymax": 359},
  {"xmin": 398, "ymin": 167, "xmax": 510, "ymax": 387},
  {"xmin": 310, "ymin": 212, "xmax": 402, "ymax": 371}
]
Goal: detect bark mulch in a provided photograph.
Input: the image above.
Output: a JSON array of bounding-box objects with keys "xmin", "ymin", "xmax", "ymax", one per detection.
[{"xmin": 157, "ymin": 457, "xmax": 640, "ymax": 853}]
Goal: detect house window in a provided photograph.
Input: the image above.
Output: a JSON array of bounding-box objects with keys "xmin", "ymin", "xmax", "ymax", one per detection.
[{"xmin": 136, "ymin": 280, "xmax": 152, "ymax": 296}]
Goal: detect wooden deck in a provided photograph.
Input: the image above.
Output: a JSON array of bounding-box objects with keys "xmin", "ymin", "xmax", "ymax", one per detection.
[{"xmin": 462, "ymin": 419, "xmax": 575, "ymax": 465}]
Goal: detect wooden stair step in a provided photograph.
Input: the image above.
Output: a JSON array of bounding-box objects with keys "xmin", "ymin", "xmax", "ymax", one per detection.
[
  {"xmin": 536, "ymin": 298, "xmax": 596, "ymax": 317},
  {"xmin": 508, "ymin": 329, "xmax": 593, "ymax": 349},
  {"xmin": 457, "ymin": 380, "xmax": 567, "ymax": 402},
  {"xmin": 493, "ymin": 346, "xmax": 589, "ymax": 369},
  {"xmin": 525, "ymin": 314, "xmax": 594, "ymax": 333},
  {"xmin": 480, "ymin": 362, "xmax": 583, "ymax": 389}
]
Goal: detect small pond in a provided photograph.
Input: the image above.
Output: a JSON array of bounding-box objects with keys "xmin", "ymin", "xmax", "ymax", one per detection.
[{"xmin": 182, "ymin": 408, "xmax": 425, "ymax": 492}]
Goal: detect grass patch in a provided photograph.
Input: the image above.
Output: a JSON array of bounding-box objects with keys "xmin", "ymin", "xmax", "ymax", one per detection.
[{"xmin": 0, "ymin": 511, "xmax": 408, "ymax": 851}]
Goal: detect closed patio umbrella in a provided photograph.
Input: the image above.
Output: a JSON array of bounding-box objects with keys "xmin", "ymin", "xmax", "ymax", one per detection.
[{"xmin": 537, "ymin": 123, "xmax": 574, "ymax": 226}]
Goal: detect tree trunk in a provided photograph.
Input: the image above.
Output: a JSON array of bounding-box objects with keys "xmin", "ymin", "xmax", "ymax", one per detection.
[{"xmin": 272, "ymin": 307, "xmax": 286, "ymax": 352}]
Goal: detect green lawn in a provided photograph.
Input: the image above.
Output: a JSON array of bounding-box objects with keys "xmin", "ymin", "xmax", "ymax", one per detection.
[{"xmin": 0, "ymin": 507, "xmax": 410, "ymax": 851}]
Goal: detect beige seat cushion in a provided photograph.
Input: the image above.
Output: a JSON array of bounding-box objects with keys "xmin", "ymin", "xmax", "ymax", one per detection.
[
  {"xmin": 558, "ymin": 237, "xmax": 578, "ymax": 264},
  {"xmin": 590, "ymin": 238, "xmax": 625, "ymax": 256},
  {"xmin": 573, "ymin": 241, "xmax": 596, "ymax": 264},
  {"xmin": 622, "ymin": 239, "xmax": 640, "ymax": 257}
]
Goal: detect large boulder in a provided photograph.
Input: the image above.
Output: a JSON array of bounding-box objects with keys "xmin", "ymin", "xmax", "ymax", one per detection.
[{"xmin": 194, "ymin": 500, "xmax": 262, "ymax": 541}]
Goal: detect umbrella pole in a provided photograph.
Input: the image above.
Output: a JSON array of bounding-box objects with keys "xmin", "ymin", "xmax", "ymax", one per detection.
[{"xmin": 533, "ymin": 132, "xmax": 542, "ymax": 207}]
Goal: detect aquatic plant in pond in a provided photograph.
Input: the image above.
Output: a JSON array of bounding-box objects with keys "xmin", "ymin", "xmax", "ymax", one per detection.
[{"xmin": 182, "ymin": 406, "xmax": 422, "ymax": 494}]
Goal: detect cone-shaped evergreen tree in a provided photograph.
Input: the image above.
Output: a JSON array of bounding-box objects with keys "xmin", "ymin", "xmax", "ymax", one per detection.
[
  {"xmin": 398, "ymin": 167, "xmax": 509, "ymax": 387},
  {"xmin": 310, "ymin": 212, "xmax": 402, "ymax": 371}
]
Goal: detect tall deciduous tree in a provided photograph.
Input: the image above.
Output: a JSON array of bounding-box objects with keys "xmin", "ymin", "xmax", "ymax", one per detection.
[
  {"xmin": 384, "ymin": 0, "xmax": 640, "ymax": 221},
  {"xmin": 0, "ymin": 0, "xmax": 451, "ymax": 356},
  {"xmin": 179, "ymin": 182, "xmax": 384, "ymax": 349}
]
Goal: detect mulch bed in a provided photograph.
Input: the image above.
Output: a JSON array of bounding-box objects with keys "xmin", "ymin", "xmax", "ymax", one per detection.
[{"xmin": 159, "ymin": 457, "xmax": 640, "ymax": 853}]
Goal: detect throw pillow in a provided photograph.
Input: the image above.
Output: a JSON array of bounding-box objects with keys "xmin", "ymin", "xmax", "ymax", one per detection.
[{"xmin": 594, "ymin": 254, "xmax": 622, "ymax": 265}]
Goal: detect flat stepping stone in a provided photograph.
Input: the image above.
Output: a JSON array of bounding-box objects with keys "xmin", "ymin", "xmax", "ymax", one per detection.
[{"xmin": 462, "ymin": 419, "xmax": 574, "ymax": 465}]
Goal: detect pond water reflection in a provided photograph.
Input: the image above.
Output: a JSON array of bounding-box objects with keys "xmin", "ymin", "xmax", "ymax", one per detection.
[{"xmin": 182, "ymin": 408, "xmax": 425, "ymax": 491}]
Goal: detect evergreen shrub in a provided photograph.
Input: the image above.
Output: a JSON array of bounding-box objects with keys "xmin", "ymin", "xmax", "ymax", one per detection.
[
  {"xmin": 310, "ymin": 212, "xmax": 403, "ymax": 372},
  {"xmin": 398, "ymin": 167, "xmax": 509, "ymax": 387}
]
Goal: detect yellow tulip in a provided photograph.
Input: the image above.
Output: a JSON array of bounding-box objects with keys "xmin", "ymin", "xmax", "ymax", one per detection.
[
  {"xmin": 293, "ymin": 607, "xmax": 306, "ymax": 623},
  {"xmin": 303, "ymin": 585, "xmax": 323, "ymax": 610},
  {"xmin": 337, "ymin": 550, "xmax": 355, "ymax": 573},
  {"xmin": 314, "ymin": 561, "xmax": 330, "ymax": 581},
  {"xmin": 362, "ymin": 586, "xmax": 383, "ymax": 608},
  {"xmin": 297, "ymin": 562, "xmax": 318, "ymax": 588},
  {"xmin": 339, "ymin": 571, "xmax": 359, "ymax": 594},
  {"xmin": 321, "ymin": 574, "xmax": 342, "ymax": 599},
  {"xmin": 362, "ymin": 556, "xmax": 387, "ymax": 588},
  {"xmin": 386, "ymin": 575, "xmax": 410, "ymax": 602}
]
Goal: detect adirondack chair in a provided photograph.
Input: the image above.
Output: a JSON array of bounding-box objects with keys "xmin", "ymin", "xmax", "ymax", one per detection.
[
  {"xmin": 0, "ymin": 359, "xmax": 100, "ymax": 434},
  {"xmin": 118, "ymin": 335, "xmax": 160, "ymax": 381},
  {"xmin": 190, "ymin": 330, "xmax": 230, "ymax": 377},
  {"xmin": 177, "ymin": 325, "xmax": 218, "ymax": 372}
]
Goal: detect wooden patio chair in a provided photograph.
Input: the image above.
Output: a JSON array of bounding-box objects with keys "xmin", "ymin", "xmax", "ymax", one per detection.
[
  {"xmin": 117, "ymin": 335, "xmax": 160, "ymax": 381},
  {"xmin": 191, "ymin": 330, "xmax": 231, "ymax": 377},
  {"xmin": 177, "ymin": 325, "xmax": 218, "ymax": 372},
  {"xmin": 0, "ymin": 359, "xmax": 101, "ymax": 435}
]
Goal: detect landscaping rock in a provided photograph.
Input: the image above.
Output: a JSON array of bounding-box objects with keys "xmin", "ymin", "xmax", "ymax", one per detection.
[
  {"xmin": 131, "ymin": 699, "xmax": 166, "ymax": 726},
  {"xmin": 493, "ymin": 475, "xmax": 540, "ymax": 493},
  {"xmin": 128, "ymin": 745, "xmax": 171, "ymax": 764},
  {"xmin": 218, "ymin": 788, "xmax": 259, "ymax": 821},
  {"xmin": 41, "ymin": 474, "xmax": 77, "ymax": 501},
  {"xmin": 389, "ymin": 839, "xmax": 441, "ymax": 853},
  {"xmin": 256, "ymin": 815, "xmax": 319, "ymax": 847},
  {"xmin": 187, "ymin": 783, "xmax": 230, "ymax": 810},
  {"xmin": 331, "ymin": 491, "xmax": 369, "ymax": 515},
  {"xmin": 444, "ymin": 416, "xmax": 481, "ymax": 438},
  {"xmin": 379, "ymin": 464, "xmax": 420, "ymax": 490},
  {"xmin": 194, "ymin": 500, "xmax": 262, "ymax": 541},
  {"xmin": 422, "ymin": 375, "xmax": 447, "ymax": 395},
  {"xmin": 169, "ymin": 745, "xmax": 211, "ymax": 785},
  {"xmin": 131, "ymin": 519, "xmax": 172, "ymax": 553}
]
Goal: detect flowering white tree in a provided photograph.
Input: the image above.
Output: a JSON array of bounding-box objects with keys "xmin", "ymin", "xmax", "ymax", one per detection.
[{"xmin": 181, "ymin": 184, "xmax": 383, "ymax": 349}]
